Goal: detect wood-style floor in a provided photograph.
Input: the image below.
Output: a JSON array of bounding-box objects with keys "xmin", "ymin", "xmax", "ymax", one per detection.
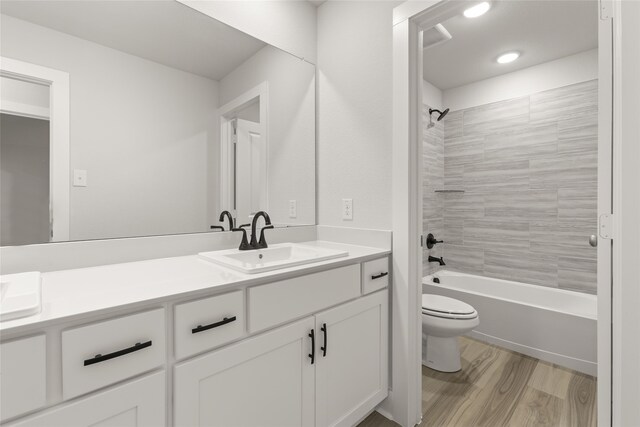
[{"xmin": 358, "ymin": 336, "xmax": 597, "ymax": 427}]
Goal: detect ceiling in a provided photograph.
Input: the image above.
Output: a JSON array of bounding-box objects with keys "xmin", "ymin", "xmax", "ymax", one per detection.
[
  {"xmin": 423, "ymin": 0, "xmax": 598, "ymax": 90},
  {"xmin": 0, "ymin": 1, "xmax": 267, "ymax": 81}
]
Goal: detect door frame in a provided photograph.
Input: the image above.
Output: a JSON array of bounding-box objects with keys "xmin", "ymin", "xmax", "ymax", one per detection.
[
  {"xmin": 609, "ymin": 1, "xmax": 640, "ymax": 425},
  {"xmin": 0, "ymin": 56, "xmax": 70, "ymax": 242},
  {"xmin": 217, "ymin": 82, "xmax": 268, "ymax": 218},
  {"xmin": 391, "ymin": 1, "xmax": 618, "ymax": 426}
]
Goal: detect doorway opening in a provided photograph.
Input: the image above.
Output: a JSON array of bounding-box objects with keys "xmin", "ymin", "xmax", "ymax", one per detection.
[
  {"xmin": 0, "ymin": 58, "xmax": 69, "ymax": 243},
  {"xmin": 218, "ymin": 82, "xmax": 268, "ymax": 226}
]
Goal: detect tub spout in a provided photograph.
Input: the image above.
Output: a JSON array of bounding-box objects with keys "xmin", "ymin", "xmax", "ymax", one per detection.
[{"xmin": 428, "ymin": 256, "xmax": 446, "ymax": 266}]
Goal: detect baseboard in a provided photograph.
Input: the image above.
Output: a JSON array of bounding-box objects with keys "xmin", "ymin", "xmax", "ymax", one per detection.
[
  {"xmin": 374, "ymin": 406, "xmax": 396, "ymax": 423},
  {"xmin": 468, "ymin": 330, "xmax": 597, "ymax": 376}
]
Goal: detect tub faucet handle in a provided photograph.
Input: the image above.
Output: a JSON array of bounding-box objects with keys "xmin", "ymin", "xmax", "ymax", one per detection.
[{"xmin": 425, "ymin": 233, "xmax": 444, "ymax": 249}]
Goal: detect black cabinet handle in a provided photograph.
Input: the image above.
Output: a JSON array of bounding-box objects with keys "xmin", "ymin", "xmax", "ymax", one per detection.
[
  {"xmin": 371, "ymin": 272, "xmax": 389, "ymax": 280},
  {"xmin": 309, "ymin": 329, "xmax": 315, "ymax": 364},
  {"xmin": 84, "ymin": 340, "xmax": 152, "ymax": 366},
  {"xmin": 192, "ymin": 316, "xmax": 237, "ymax": 334},
  {"xmin": 321, "ymin": 323, "xmax": 327, "ymax": 357}
]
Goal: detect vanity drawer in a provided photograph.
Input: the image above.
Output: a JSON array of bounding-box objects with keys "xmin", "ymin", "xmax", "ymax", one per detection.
[
  {"xmin": 62, "ymin": 308, "xmax": 166, "ymax": 400},
  {"xmin": 0, "ymin": 335, "xmax": 47, "ymax": 421},
  {"xmin": 248, "ymin": 264, "xmax": 361, "ymax": 333},
  {"xmin": 362, "ymin": 257, "xmax": 390, "ymax": 294},
  {"xmin": 174, "ymin": 290, "xmax": 245, "ymax": 360}
]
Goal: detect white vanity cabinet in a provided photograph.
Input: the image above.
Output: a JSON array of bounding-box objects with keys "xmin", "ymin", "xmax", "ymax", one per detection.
[
  {"xmin": 9, "ymin": 371, "xmax": 165, "ymax": 427},
  {"xmin": 315, "ymin": 291, "xmax": 388, "ymax": 427},
  {"xmin": 1, "ymin": 254, "xmax": 390, "ymax": 427},
  {"xmin": 174, "ymin": 317, "xmax": 316, "ymax": 427},
  {"xmin": 174, "ymin": 289, "xmax": 388, "ymax": 427}
]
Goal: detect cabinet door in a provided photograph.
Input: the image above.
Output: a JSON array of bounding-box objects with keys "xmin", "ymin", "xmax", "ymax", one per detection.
[
  {"xmin": 315, "ymin": 290, "xmax": 389, "ymax": 427},
  {"xmin": 174, "ymin": 317, "xmax": 315, "ymax": 427},
  {"xmin": 9, "ymin": 371, "xmax": 165, "ymax": 427}
]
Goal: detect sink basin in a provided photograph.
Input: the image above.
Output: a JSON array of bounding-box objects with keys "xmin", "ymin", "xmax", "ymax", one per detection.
[
  {"xmin": 199, "ymin": 243, "xmax": 349, "ymax": 274},
  {"xmin": 0, "ymin": 272, "xmax": 42, "ymax": 322}
]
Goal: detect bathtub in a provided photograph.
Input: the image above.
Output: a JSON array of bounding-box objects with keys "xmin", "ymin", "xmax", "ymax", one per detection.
[{"xmin": 423, "ymin": 270, "xmax": 597, "ymax": 376}]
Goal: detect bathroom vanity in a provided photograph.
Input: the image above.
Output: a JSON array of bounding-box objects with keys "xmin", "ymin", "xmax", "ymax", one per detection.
[{"xmin": 0, "ymin": 241, "xmax": 390, "ymax": 427}]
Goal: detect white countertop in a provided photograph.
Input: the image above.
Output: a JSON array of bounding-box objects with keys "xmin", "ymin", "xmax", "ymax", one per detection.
[{"xmin": 0, "ymin": 241, "xmax": 390, "ymax": 335}]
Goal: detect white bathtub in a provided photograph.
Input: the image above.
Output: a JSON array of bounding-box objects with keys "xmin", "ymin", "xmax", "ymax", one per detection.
[{"xmin": 423, "ymin": 270, "xmax": 597, "ymax": 376}]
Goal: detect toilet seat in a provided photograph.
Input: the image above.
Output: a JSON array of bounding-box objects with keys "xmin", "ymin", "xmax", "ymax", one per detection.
[{"xmin": 422, "ymin": 294, "xmax": 477, "ymax": 320}]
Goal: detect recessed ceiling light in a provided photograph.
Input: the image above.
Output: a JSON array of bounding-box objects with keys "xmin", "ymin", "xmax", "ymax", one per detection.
[
  {"xmin": 497, "ymin": 51, "xmax": 520, "ymax": 64},
  {"xmin": 463, "ymin": 2, "xmax": 491, "ymax": 18}
]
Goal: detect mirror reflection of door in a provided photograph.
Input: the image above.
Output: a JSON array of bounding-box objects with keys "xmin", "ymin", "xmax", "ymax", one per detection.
[
  {"xmin": 234, "ymin": 117, "xmax": 267, "ymax": 224},
  {"xmin": 0, "ymin": 77, "xmax": 51, "ymax": 246}
]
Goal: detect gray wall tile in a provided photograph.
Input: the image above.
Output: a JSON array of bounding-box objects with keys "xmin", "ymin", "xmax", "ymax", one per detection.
[
  {"xmin": 558, "ymin": 256, "xmax": 597, "ymax": 294},
  {"xmin": 483, "ymin": 124, "xmax": 558, "ymax": 162},
  {"xmin": 484, "ymin": 189, "xmax": 558, "ymax": 220},
  {"xmin": 464, "ymin": 159, "xmax": 530, "ymax": 193},
  {"xmin": 463, "ymin": 97, "xmax": 530, "ymax": 136},
  {"xmin": 443, "ymin": 244, "xmax": 484, "ymax": 275},
  {"xmin": 530, "ymin": 80, "xmax": 598, "ymax": 125},
  {"xmin": 425, "ymin": 79, "xmax": 598, "ymax": 294},
  {"xmin": 484, "ymin": 249, "xmax": 558, "ymax": 287},
  {"xmin": 464, "ymin": 218, "xmax": 530, "ymax": 250}
]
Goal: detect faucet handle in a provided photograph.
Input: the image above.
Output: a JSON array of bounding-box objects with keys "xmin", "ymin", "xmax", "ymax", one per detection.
[
  {"xmin": 257, "ymin": 225, "xmax": 275, "ymax": 249},
  {"xmin": 232, "ymin": 224, "xmax": 252, "ymax": 250}
]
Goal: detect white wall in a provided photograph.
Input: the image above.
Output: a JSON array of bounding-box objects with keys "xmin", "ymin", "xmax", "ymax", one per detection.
[
  {"xmin": 1, "ymin": 15, "xmax": 219, "ymax": 241},
  {"xmin": 0, "ymin": 114, "xmax": 50, "ymax": 246},
  {"xmin": 219, "ymin": 45, "xmax": 316, "ymax": 226},
  {"xmin": 422, "ymin": 79, "xmax": 442, "ymax": 109},
  {"xmin": 317, "ymin": 1, "xmax": 400, "ymax": 230},
  {"xmin": 443, "ymin": 48, "xmax": 598, "ymax": 111},
  {"xmin": 178, "ymin": 0, "xmax": 317, "ymax": 64}
]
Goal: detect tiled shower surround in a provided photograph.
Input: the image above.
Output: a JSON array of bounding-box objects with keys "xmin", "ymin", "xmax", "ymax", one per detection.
[{"xmin": 423, "ymin": 79, "xmax": 598, "ymax": 294}]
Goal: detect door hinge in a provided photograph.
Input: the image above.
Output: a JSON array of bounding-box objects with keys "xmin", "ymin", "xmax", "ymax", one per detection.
[
  {"xmin": 599, "ymin": 214, "xmax": 614, "ymax": 239},
  {"xmin": 600, "ymin": 0, "xmax": 613, "ymax": 20}
]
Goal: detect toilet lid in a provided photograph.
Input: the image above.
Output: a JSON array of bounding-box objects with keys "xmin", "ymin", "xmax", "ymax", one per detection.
[{"xmin": 422, "ymin": 294, "xmax": 477, "ymax": 319}]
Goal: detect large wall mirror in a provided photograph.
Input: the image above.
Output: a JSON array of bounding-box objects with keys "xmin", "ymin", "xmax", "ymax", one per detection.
[{"xmin": 0, "ymin": 0, "xmax": 316, "ymax": 246}]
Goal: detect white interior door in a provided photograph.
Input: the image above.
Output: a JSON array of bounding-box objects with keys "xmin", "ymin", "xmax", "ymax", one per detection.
[
  {"xmin": 597, "ymin": 11, "xmax": 613, "ymax": 427},
  {"xmin": 235, "ymin": 118, "xmax": 267, "ymax": 223}
]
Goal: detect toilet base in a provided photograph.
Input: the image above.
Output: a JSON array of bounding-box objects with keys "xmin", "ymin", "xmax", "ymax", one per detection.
[{"xmin": 423, "ymin": 335, "xmax": 462, "ymax": 373}]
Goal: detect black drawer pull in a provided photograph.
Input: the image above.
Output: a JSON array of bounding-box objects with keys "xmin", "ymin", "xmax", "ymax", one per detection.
[
  {"xmin": 84, "ymin": 340, "xmax": 152, "ymax": 366},
  {"xmin": 321, "ymin": 323, "xmax": 327, "ymax": 357},
  {"xmin": 192, "ymin": 316, "xmax": 237, "ymax": 334},
  {"xmin": 309, "ymin": 329, "xmax": 315, "ymax": 365},
  {"xmin": 371, "ymin": 272, "xmax": 389, "ymax": 280}
]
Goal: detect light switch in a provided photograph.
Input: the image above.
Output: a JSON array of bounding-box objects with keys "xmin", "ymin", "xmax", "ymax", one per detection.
[
  {"xmin": 289, "ymin": 200, "xmax": 297, "ymax": 218},
  {"xmin": 73, "ymin": 169, "xmax": 87, "ymax": 187},
  {"xmin": 342, "ymin": 198, "xmax": 353, "ymax": 220}
]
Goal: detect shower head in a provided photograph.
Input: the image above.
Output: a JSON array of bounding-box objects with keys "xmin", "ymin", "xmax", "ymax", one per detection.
[{"xmin": 429, "ymin": 108, "xmax": 449, "ymax": 121}]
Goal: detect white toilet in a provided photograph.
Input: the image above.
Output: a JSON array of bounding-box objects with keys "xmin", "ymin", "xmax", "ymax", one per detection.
[{"xmin": 421, "ymin": 294, "xmax": 479, "ymax": 372}]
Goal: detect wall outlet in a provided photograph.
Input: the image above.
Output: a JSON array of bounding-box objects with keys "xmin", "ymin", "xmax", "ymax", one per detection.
[
  {"xmin": 342, "ymin": 198, "xmax": 353, "ymax": 220},
  {"xmin": 289, "ymin": 200, "xmax": 297, "ymax": 218},
  {"xmin": 73, "ymin": 169, "xmax": 87, "ymax": 187}
]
